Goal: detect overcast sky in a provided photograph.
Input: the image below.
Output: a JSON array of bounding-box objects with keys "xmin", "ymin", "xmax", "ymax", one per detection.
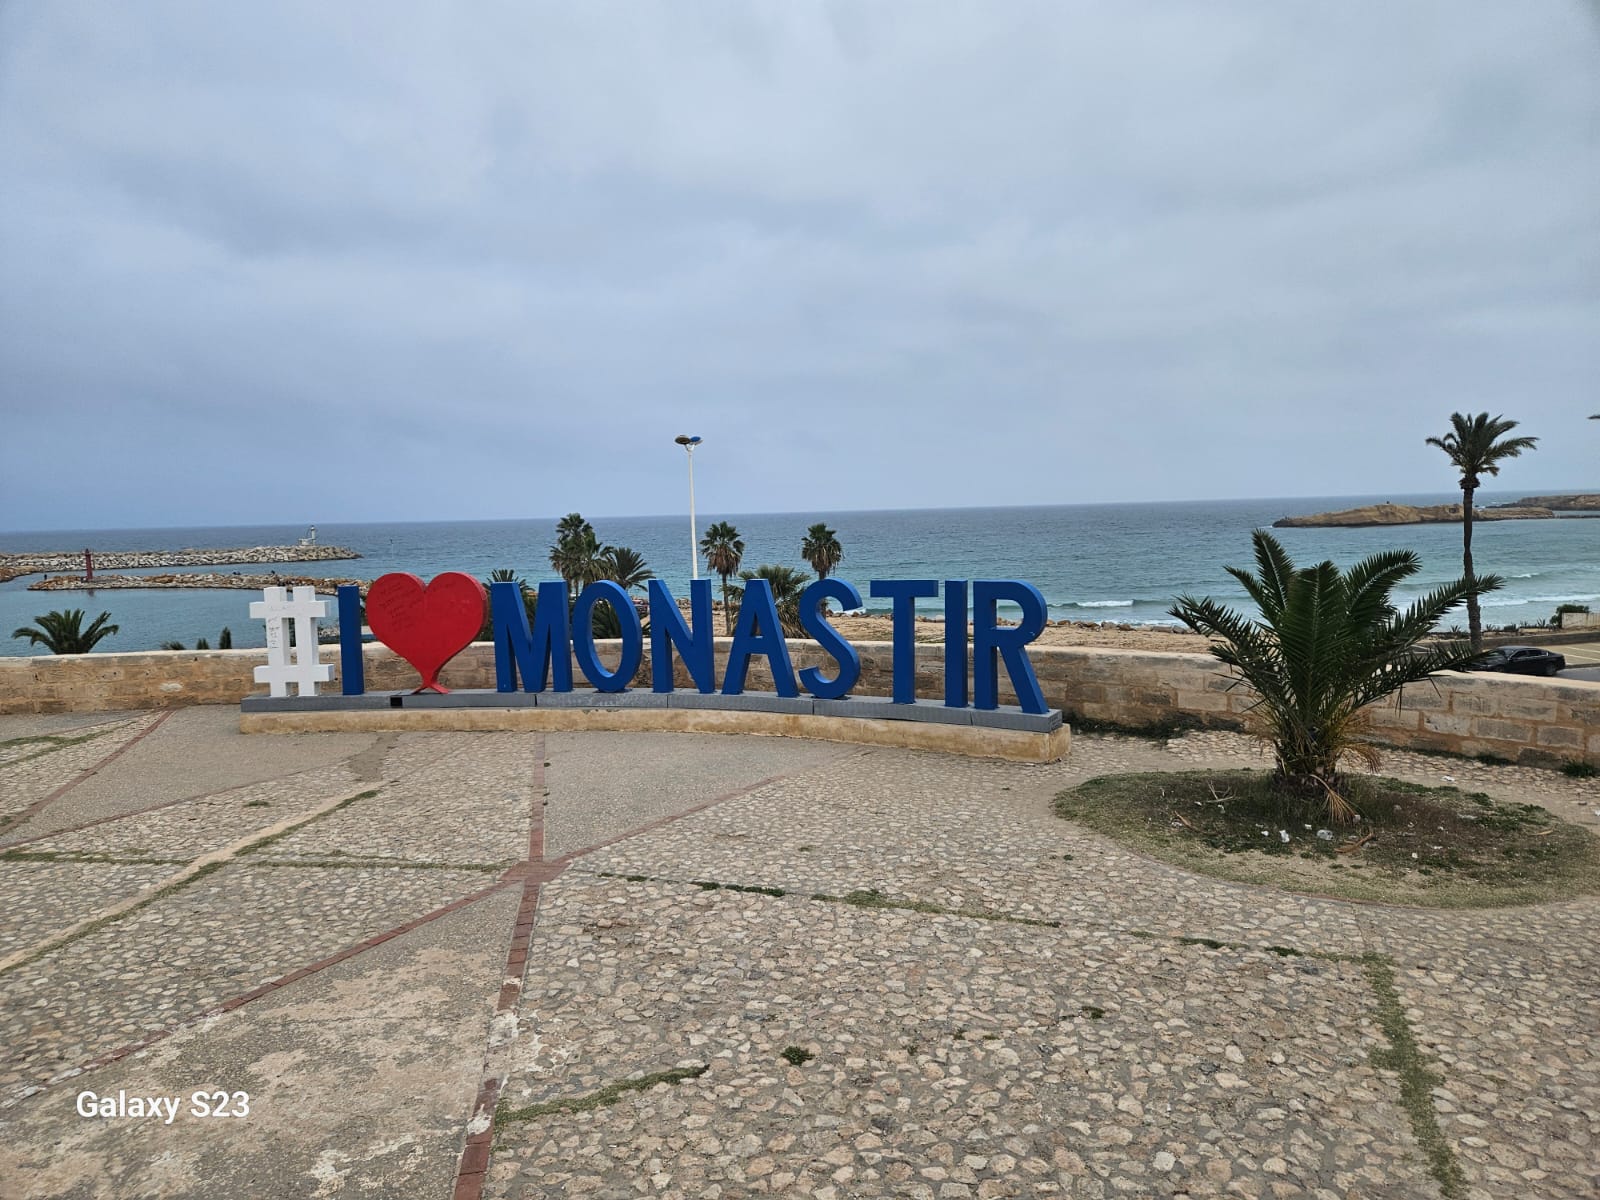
[{"xmin": 1, "ymin": 2, "xmax": 1596, "ymax": 531}]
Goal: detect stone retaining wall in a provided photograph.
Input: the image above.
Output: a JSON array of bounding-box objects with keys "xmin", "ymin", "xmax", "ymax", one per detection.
[{"xmin": 2, "ymin": 640, "xmax": 1596, "ymax": 766}]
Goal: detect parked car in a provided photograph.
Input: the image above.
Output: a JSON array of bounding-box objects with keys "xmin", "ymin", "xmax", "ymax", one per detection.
[{"xmin": 1466, "ymin": 645, "xmax": 1567, "ymax": 677}]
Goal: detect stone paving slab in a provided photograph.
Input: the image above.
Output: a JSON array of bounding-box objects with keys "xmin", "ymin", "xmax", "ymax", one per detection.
[
  {"xmin": 1, "ymin": 706, "xmax": 377, "ymax": 845},
  {"xmin": 0, "ymin": 861, "xmax": 178, "ymax": 958},
  {"xmin": 489, "ymin": 873, "xmax": 1429, "ymax": 1199},
  {"xmin": 1362, "ymin": 911, "xmax": 1600, "ymax": 1200},
  {"xmin": 541, "ymin": 731, "xmax": 847, "ymax": 860},
  {"xmin": 0, "ymin": 888, "xmax": 519, "ymax": 1200},
  {"xmin": 0, "ymin": 860, "xmax": 497, "ymax": 1106},
  {"xmin": 1, "ymin": 709, "xmax": 1597, "ymax": 1199},
  {"xmin": 576, "ymin": 745, "xmax": 1375, "ymax": 954},
  {"xmin": 0, "ymin": 713, "xmax": 163, "ymax": 833},
  {"xmin": 0, "ymin": 712, "xmax": 141, "ymax": 743},
  {"xmin": 14, "ymin": 766, "xmax": 363, "ymax": 861},
  {"xmin": 252, "ymin": 735, "xmax": 537, "ymax": 866},
  {"xmin": 0, "ymin": 715, "xmax": 138, "ymax": 768}
]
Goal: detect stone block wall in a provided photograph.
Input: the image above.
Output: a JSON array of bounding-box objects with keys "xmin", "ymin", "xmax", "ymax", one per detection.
[{"xmin": 2, "ymin": 639, "xmax": 1595, "ymax": 767}]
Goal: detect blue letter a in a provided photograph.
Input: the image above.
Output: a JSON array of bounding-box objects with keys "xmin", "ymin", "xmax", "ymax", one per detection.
[{"xmin": 722, "ymin": 579, "xmax": 798, "ymax": 697}]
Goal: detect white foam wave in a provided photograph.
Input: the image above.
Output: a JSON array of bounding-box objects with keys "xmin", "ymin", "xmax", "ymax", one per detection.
[{"xmin": 1072, "ymin": 600, "xmax": 1136, "ymax": 608}]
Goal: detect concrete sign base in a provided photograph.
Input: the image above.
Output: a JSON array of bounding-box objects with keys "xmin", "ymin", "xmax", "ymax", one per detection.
[{"xmin": 239, "ymin": 689, "xmax": 1070, "ymax": 763}]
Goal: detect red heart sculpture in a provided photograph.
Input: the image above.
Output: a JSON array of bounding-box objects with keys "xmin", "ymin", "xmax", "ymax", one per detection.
[{"xmin": 365, "ymin": 571, "xmax": 487, "ymax": 693}]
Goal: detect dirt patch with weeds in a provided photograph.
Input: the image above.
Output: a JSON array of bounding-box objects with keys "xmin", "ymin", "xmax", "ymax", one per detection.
[{"xmin": 1055, "ymin": 769, "xmax": 1600, "ymax": 907}]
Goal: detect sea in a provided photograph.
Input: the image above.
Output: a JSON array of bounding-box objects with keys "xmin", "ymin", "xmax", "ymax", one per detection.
[{"xmin": 2, "ymin": 492, "xmax": 1596, "ymax": 656}]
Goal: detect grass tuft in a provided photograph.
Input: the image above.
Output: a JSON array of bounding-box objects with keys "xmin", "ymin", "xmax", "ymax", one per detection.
[
  {"xmin": 495, "ymin": 1064, "xmax": 708, "ymax": 1128},
  {"xmin": 1362, "ymin": 955, "xmax": 1464, "ymax": 1197}
]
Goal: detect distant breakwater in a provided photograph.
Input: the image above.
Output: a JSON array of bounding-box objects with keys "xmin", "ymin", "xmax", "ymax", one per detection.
[
  {"xmin": 27, "ymin": 571, "xmax": 365, "ymax": 595},
  {"xmin": 0, "ymin": 544, "xmax": 359, "ymax": 583}
]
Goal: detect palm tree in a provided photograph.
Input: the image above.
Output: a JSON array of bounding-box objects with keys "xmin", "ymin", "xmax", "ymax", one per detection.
[
  {"xmin": 600, "ymin": 546, "xmax": 654, "ymax": 591},
  {"xmin": 555, "ymin": 512, "xmax": 591, "ymax": 541},
  {"xmin": 733, "ymin": 564, "xmax": 813, "ymax": 638},
  {"xmin": 1171, "ymin": 531, "xmax": 1499, "ymax": 823},
  {"xmin": 480, "ymin": 568, "xmax": 537, "ymax": 640},
  {"xmin": 700, "ymin": 521, "xmax": 745, "ymax": 635},
  {"xmin": 12, "ymin": 609, "xmax": 120, "ymax": 654},
  {"xmin": 1425, "ymin": 412, "xmax": 1537, "ymax": 650},
  {"xmin": 549, "ymin": 523, "xmax": 605, "ymax": 594},
  {"xmin": 800, "ymin": 523, "xmax": 843, "ymax": 580}
]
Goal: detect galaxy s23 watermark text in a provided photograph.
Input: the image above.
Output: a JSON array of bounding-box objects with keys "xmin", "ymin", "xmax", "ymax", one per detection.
[{"xmin": 76, "ymin": 1089, "xmax": 250, "ymax": 1124}]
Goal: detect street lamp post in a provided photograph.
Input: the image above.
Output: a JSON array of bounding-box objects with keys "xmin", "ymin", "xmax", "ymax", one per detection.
[{"xmin": 675, "ymin": 434, "xmax": 703, "ymax": 580}]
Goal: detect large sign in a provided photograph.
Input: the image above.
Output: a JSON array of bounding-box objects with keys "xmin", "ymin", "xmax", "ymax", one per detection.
[{"xmin": 258, "ymin": 574, "xmax": 1052, "ymax": 715}]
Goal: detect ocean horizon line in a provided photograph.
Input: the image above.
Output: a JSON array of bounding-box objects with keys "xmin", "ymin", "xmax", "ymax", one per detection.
[{"xmin": 6, "ymin": 486, "xmax": 1598, "ymax": 540}]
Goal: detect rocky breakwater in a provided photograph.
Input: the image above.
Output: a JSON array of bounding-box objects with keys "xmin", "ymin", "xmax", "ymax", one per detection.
[
  {"xmin": 1273, "ymin": 502, "xmax": 1554, "ymax": 528},
  {"xmin": 28, "ymin": 572, "xmax": 366, "ymax": 594},
  {"xmin": 0, "ymin": 543, "xmax": 359, "ymax": 583}
]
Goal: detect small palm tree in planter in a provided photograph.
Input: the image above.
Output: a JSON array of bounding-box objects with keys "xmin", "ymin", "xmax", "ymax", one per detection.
[
  {"xmin": 12, "ymin": 609, "xmax": 120, "ymax": 654},
  {"xmin": 1170, "ymin": 531, "xmax": 1499, "ymax": 823}
]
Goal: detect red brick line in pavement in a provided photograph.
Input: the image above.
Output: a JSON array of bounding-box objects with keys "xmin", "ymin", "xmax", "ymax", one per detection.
[
  {"xmin": 448, "ymin": 746, "xmax": 858, "ymax": 1200},
  {"xmin": 453, "ymin": 738, "xmax": 549, "ymax": 1200},
  {"xmin": 4, "ymin": 710, "xmax": 175, "ymax": 835}
]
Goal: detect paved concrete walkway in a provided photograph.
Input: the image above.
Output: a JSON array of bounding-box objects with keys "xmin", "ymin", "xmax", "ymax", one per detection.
[{"xmin": 0, "ymin": 709, "xmax": 1596, "ymax": 1199}]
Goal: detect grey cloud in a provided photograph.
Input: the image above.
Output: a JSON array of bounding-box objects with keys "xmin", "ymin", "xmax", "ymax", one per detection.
[{"xmin": 1, "ymin": 1, "xmax": 1596, "ymax": 529}]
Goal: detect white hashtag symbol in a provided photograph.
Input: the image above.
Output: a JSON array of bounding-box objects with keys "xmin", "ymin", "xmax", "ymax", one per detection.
[{"xmin": 250, "ymin": 585, "xmax": 334, "ymax": 697}]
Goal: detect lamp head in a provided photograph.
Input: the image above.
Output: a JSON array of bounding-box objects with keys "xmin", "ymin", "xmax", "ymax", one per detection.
[{"xmin": 674, "ymin": 434, "xmax": 703, "ymax": 447}]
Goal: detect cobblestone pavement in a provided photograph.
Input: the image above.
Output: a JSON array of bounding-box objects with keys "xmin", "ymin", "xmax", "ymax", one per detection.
[{"xmin": 0, "ymin": 710, "xmax": 1595, "ymax": 1199}]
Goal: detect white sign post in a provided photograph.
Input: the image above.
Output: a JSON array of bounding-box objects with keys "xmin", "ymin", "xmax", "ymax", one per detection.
[{"xmin": 250, "ymin": 585, "xmax": 333, "ymax": 697}]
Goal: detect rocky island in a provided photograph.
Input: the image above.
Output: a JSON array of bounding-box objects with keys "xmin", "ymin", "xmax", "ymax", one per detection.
[
  {"xmin": 1492, "ymin": 493, "xmax": 1600, "ymax": 512},
  {"xmin": 1273, "ymin": 502, "xmax": 1555, "ymax": 528}
]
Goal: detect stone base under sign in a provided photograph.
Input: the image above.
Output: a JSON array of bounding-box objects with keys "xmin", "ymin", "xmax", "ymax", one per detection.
[{"xmin": 238, "ymin": 690, "xmax": 1071, "ymax": 763}]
